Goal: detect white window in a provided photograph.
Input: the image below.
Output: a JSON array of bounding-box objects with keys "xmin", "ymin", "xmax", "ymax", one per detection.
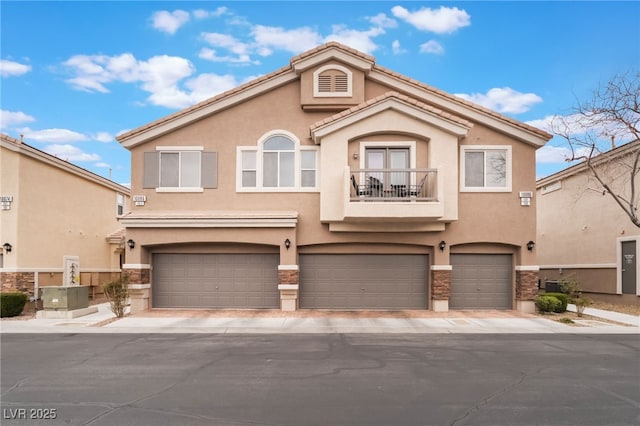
[
  {"xmin": 160, "ymin": 151, "xmax": 201, "ymax": 188},
  {"xmin": 313, "ymin": 64, "xmax": 352, "ymax": 97},
  {"xmin": 143, "ymin": 146, "xmax": 217, "ymax": 192},
  {"xmin": 237, "ymin": 130, "xmax": 319, "ymax": 192},
  {"xmin": 116, "ymin": 193, "xmax": 125, "ymax": 216},
  {"xmin": 461, "ymin": 146, "xmax": 512, "ymax": 192}
]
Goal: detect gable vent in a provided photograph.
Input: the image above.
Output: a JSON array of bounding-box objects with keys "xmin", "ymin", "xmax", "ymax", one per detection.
[
  {"xmin": 334, "ymin": 74, "xmax": 348, "ymax": 92},
  {"xmin": 318, "ymin": 74, "xmax": 332, "ymax": 93}
]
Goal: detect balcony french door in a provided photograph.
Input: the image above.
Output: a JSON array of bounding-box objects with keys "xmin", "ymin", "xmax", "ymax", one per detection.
[{"xmin": 365, "ymin": 148, "xmax": 409, "ymax": 186}]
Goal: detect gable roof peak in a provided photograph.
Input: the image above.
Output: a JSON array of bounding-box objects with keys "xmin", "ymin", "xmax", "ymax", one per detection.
[{"xmin": 291, "ymin": 42, "xmax": 375, "ymax": 74}]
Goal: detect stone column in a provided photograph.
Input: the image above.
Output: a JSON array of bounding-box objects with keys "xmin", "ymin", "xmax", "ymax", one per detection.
[
  {"xmin": 515, "ymin": 266, "xmax": 539, "ymax": 313},
  {"xmin": 122, "ymin": 264, "xmax": 151, "ymax": 313},
  {"xmin": 430, "ymin": 265, "xmax": 452, "ymax": 312},
  {"xmin": 278, "ymin": 265, "xmax": 299, "ymax": 312}
]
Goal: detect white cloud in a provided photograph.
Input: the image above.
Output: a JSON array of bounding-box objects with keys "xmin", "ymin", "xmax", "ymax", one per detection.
[
  {"xmin": 184, "ymin": 73, "xmax": 238, "ymax": 102},
  {"xmin": 95, "ymin": 162, "xmax": 111, "ymax": 168},
  {"xmin": 325, "ymin": 25, "xmax": 384, "ymax": 54},
  {"xmin": 193, "ymin": 7, "xmax": 227, "ymax": 19},
  {"xmin": 17, "ymin": 127, "xmax": 89, "ymax": 143},
  {"xmin": 368, "ymin": 13, "xmax": 397, "ymax": 29},
  {"xmin": 252, "ymin": 25, "xmax": 323, "ymax": 54},
  {"xmin": 392, "ymin": 40, "xmax": 406, "ymax": 55},
  {"xmin": 0, "ymin": 110, "xmax": 35, "ymax": 128},
  {"xmin": 92, "ymin": 132, "xmax": 113, "ymax": 143},
  {"xmin": 200, "ymin": 33, "xmax": 256, "ymax": 64},
  {"xmin": 391, "ymin": 6, "xmax": 471, "ymax": 34},
  {"xmin": 0, "ymin": 59, "xmax": 32, "ymax": 77},
  {"xmin": 420, "ymin": 40, "xmax": 444, "ymax": 55},
  {"xmin": 536, "ymin": 145, "xmax": 573, "ymax": 163},
  {"xmin": 63, "ymin": 53, "xmax": 202, "ymax": 108},
  {"xmin": 42, "ymin": 144, "xmax": 100, "ymax": 162},
  {"xmin": 151, "ymin": 10, "xmax": 190, "ymax": 35},
  {"xmin": 455, "ymin": 87, "xmax": 543, "ymax": 114}
]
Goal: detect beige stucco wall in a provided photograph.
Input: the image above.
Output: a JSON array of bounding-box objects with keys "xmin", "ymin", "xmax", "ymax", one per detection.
[
  {"xmin": 125, "ymin": 61, "xmax": 540, "ymax": 270},
  {"xmin": 537, "ymin": 156, "xmax": 640, "ymax": 295},
  {"xmin": 537, "ymin": 168, "xmax": 639, "ymax": 266},
  {"xmin": 1, "ymin": 141, "xmax": 129, "ymax": 273}
]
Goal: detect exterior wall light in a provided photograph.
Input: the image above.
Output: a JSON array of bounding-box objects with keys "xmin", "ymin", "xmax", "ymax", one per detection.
[
  {"xmin": 127, "ymin": 239, "xmax": 135, "ymax": 250},
  {"xmin": 439, "ymin": 241, "xmax": 446, "ymax": 251},
  {"xmin": 527, "ymin": 240, "xmax": 535, "ymax": 251},
  {"xmin": 284, "ymin": 238, "xmax": 291, "ymax": 250},
  {"xmin": 2, "ymin": 243, "xmax": 12, "ymax": 253}
]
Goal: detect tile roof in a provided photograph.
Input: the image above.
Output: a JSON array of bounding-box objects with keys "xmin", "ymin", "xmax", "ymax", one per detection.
[
  {"xmin": 309, "ymin": 91, "xmax": 473, "ymax": 131},
  {"xmin": 116, "ymin": 41, "xmax": 552, "ymax": 144}
]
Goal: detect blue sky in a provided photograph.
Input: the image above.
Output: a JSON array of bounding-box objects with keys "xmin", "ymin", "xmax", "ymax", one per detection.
[{"xmin": 1, "ymin": 1, "xmax": 639, "ymax": 185}]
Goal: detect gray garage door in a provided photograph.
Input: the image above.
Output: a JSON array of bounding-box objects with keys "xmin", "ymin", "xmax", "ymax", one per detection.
[
  {"xmin": 300, "ymin": 254, "xmax": 428, "ymax": 309},
  {"xmin": 450, "ymin": 254, "xmax": 512, "ymax": 310},
  {"xmin": 153, "ymin": 254, "xmax": 279, "ymax": 308}
]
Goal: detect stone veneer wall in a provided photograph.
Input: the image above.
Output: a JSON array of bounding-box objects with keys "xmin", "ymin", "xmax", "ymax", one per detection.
[
  {"xmin": 516, "ymin": 270, "xmax": 539, "ymax": 301},
  {"xmin": 431, "ymin": 269, "xmax": 451, "ymax": 301},
  {"xmin": 1, "ymin": 272, "xmax": 36, "ymax": 297},
  {"xmin": 278, "ymin": 269, "xmax": 299, "ymax": 285},
  {"xmin": 123, "ymin": 268, "xmax": 150, "ymax": 285}
]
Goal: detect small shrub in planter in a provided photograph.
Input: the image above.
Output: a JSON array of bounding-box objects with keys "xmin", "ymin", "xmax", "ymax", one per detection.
[
  {"xmin": 573, "ymin": 293, "xmax": 592, "ymax": 317},
  {"xmin": 103, "ymin": 273, "xmax": 129, "ymax": 318},
  {"xmin": 535, "ymin": 295, "xmax": 561, "ymax": 313},
  {"xmin": 0, "ymin": 292, "xmax": 28, "ymax": 317},
  {"xmin": 545, "ymin": 292, "xmax": 568, "ymax": 313}
]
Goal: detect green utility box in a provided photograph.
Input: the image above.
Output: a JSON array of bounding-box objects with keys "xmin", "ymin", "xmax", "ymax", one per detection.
[{"xmin": 42, "ymin": 286, "xmax": 89, "ymax": 311}]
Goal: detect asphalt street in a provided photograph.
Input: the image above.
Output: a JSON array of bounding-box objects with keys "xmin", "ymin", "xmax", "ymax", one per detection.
[{"xmin": 1, "ymin": 333, "xmax": 639, "ymax": 426}]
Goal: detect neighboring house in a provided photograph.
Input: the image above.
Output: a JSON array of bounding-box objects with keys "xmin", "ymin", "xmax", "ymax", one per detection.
[
  {"xmin": 116, "ymin": 43, "xmax": 552, "ymax": 313},
  {"xmin": 537, "ymin": 140, "xmax": 640, "ymax": 303},
  {"xmin": 0, "ymin": 133, "xmax": 130, "ymax": 300}
]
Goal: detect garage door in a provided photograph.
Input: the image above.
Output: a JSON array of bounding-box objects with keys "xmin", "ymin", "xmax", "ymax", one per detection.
[
  {"xmin": 153, "ymin": 254, "xmax": 279, "ymax": 308},
  {"xmin": 450, "ymin": 254, "xmax": 512, "ymax": 310},
  {"xmin": 300, "ymin": 254, "xmax": 428, "ymax": 309}
]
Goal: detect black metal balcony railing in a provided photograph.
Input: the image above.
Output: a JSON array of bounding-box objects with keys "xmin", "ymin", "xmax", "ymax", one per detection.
[{"xmin": 350, "ymin": 169, "xmax": 438, "ymax": 201}]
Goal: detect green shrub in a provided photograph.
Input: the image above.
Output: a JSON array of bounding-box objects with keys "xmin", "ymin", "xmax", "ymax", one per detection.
[
  {"xmin": 546, "ymin": 292, "xmax": 568, "ymax": 313},
  {"xmin": 535, "ymin": 295, "xmax": 561, "ymax": 313},
  {"xmin": 103, "ymin": 273, "xmax": 129, "ymax": 318},
  {"xmin": 0, "ymin": 292, "xmax": 28, "ymax": 317}
]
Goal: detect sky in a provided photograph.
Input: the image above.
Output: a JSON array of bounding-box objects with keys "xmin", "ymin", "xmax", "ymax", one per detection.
[{"xmin": 1, "ymin": 1, "xmax": 639, "ymax": 186}]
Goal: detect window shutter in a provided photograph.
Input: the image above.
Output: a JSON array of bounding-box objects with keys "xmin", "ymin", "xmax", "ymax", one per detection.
[
  {"xmin": 143, "ymin": 152, "xmax": 159, "ymax": 188},
  {"xmin": 201, "ymin": 152, "xmax": 218, "ymax": 189}
]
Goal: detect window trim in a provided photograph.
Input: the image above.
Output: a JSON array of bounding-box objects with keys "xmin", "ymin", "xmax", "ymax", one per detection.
[
  {"xmin": 116, "ymin": 193, "xmax": 125, "ymax": 216},
  {"xmin": 237, "ymin": 130, "xmax": 320, "ymax": 192},
  {"xmin": 313, "ymin": 64, "xmax": 353, "ymax": 98},
  {"xmin": 359, "ymin": 141, "xmax": 417, "ymax": 170},
  {"xmin": 155, "ymin": 146, "xmax": 204, "ymax": 192},
  {"xmin": 460, "ymin": 145, "xmax": 512, "ymax": 193}
]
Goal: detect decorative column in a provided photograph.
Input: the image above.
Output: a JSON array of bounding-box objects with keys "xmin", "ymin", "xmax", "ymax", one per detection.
[
  {"xmin": 515, "ymin": 266, "xmax": 539, "ymax": 313},
  {"xmin": 122, "ymin": 264, "xmax": 151, "ymax": 313},
  {"xmin": 278, "ymin": 265, "xmax": 299, "ymax": 311},
  {"xmin": 430, "ymin": 265, "xmax": 452, "ymax": 312}
]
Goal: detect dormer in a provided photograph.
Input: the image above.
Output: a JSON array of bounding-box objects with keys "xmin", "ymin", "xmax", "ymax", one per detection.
[{"xmin": 292, "ymin": 43, "xmax": 372, "ymax": 111}]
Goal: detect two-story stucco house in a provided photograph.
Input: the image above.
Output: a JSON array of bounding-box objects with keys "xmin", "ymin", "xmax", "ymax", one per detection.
[
  {"xmin": 117, "ymin": 43, "xmax": 552, "ymax": 314},
  {"xmin": 537, "ymin": 139, "xmax": 640, "ymax": 303},
  {"xmin": 0, "ymin": 133, "xmax": 130, "ymax": 300}
]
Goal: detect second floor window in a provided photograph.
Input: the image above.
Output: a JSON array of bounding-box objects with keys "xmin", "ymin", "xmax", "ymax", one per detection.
[
  {"xmin": 238, "ymin": 130, "xmax": 318, "ymax": 191},
  {"xmin": 160, "ymin": 151, "xmax": 201, "ymax": 188},
  {"xmin": 461, "ymin": 146, "xmax": 512, "ymax": 192}
]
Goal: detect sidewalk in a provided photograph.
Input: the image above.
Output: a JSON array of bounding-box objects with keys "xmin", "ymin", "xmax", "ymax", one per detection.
[{"xmin": 1, "ymin": 303, "xmax": 638, "ymax": 334}]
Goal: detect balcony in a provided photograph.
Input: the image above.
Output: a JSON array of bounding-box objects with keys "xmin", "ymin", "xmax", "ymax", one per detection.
[
  {"xmin": 350, "ymin": 169, "xmax": 437, "ymax": 202},
  {"xmin": 330, "ymin": 167, "xmax": 445, "ymax": 230}
]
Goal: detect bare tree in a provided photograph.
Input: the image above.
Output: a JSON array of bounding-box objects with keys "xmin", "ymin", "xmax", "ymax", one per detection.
[{"xmin": 551, "ymin": 70, "xmax": 640, "ymax": 228}]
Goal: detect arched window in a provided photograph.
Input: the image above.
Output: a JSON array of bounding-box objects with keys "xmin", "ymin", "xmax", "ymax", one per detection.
[
  {"xmin": 313, "ymin": 64, "xmax": 352, "ymax": 97},
  {"xmin": 237, "ymin": 130, "xmax": 319, "ymax": 191},
  {"xmin": 263, "ymin": 135, "xmax": 295, "ymax": 187}
]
